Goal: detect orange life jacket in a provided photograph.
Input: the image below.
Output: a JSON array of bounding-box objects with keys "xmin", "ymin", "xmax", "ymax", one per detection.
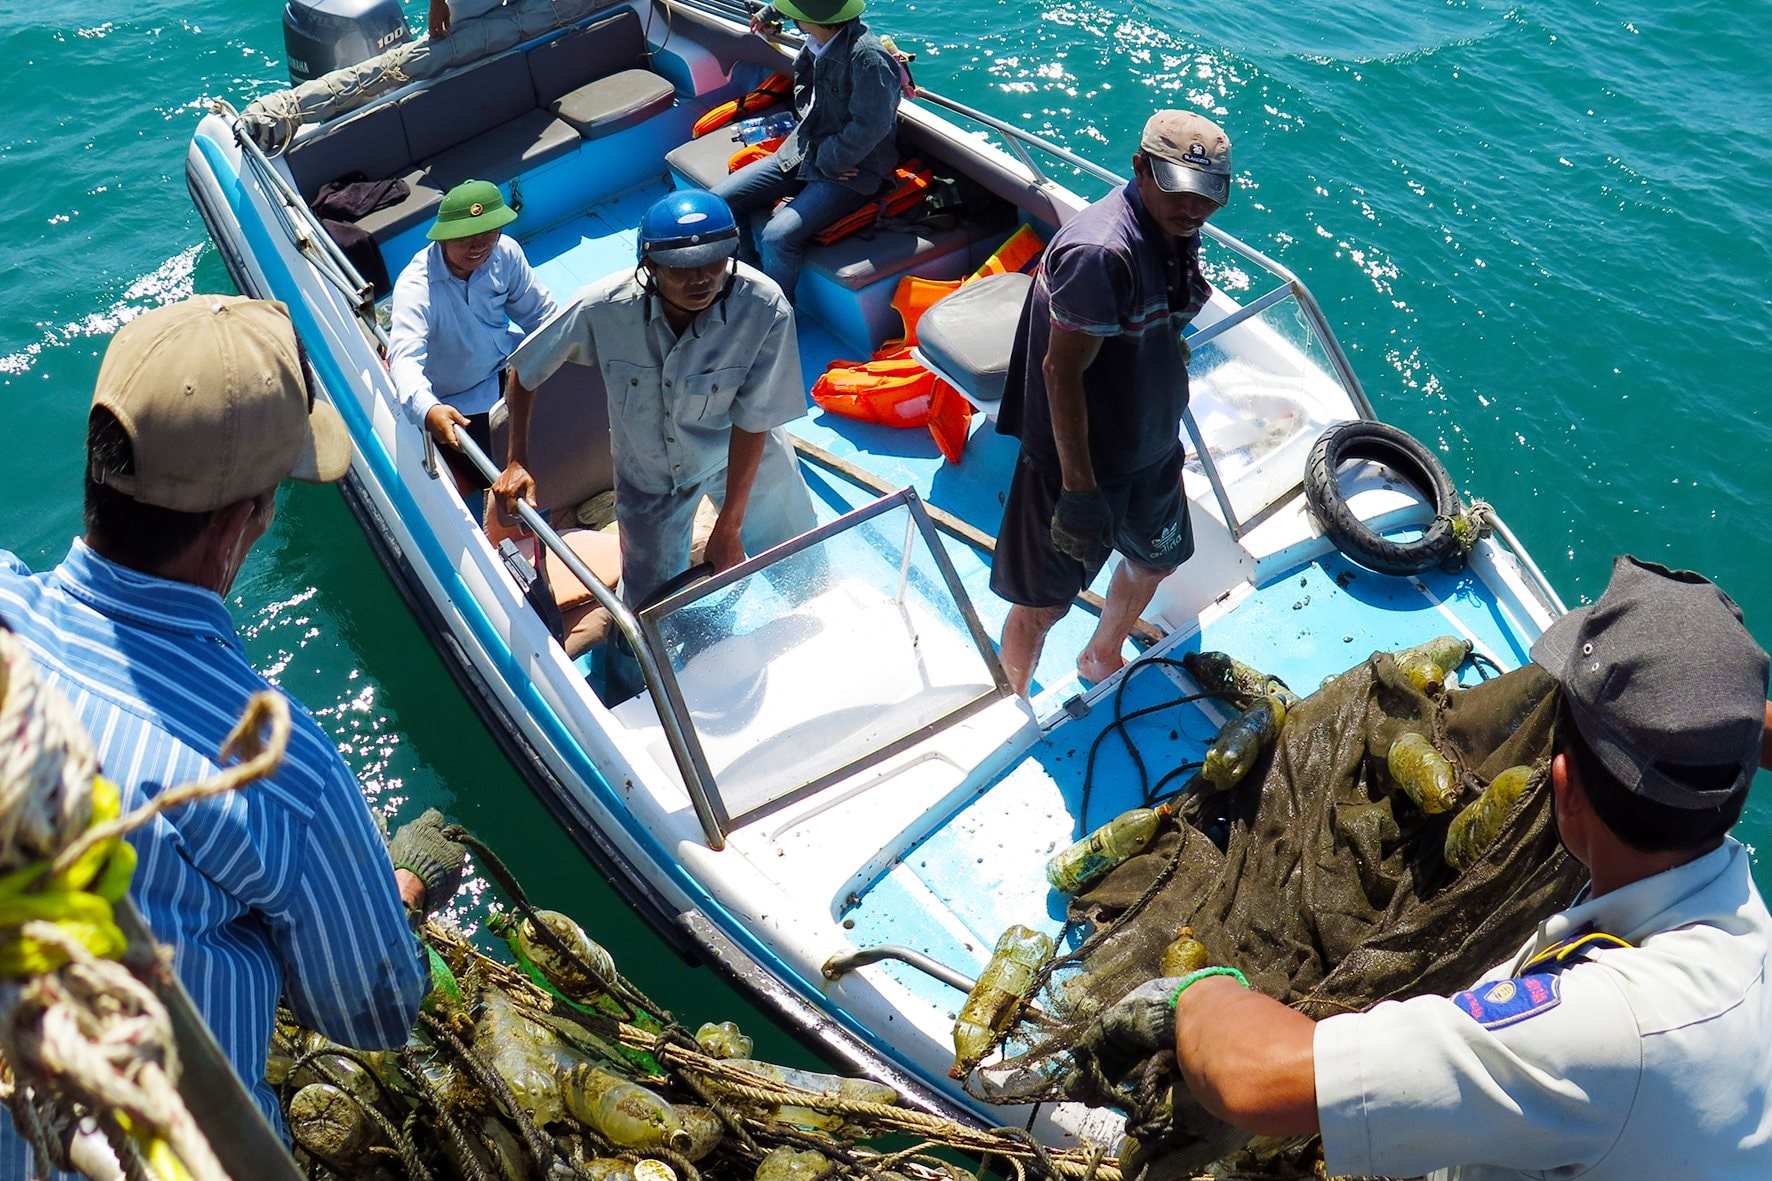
[
  {"xmin": 727, "ymin": 136, "xmax": 786, "ymax": 173},
  {"xmin": 809, "ymin": 160, "xmax": 937, "ymax": 246},
  {"xmin": 692, "ymin": 74, "xmax": 793, "ymax": 138},
  {"xmin": 811, "ymin": 347, "xmax": 974, "ymax": 463},
  {"xmin": 881, "ymin": 223, "xmax": 1048, "ymax": 349}
]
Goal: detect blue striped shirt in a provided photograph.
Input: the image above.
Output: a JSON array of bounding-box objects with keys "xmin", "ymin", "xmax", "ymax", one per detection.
[{"xmin": 0, "ymin": 540, "xmax": 426, "ymax": 1167}]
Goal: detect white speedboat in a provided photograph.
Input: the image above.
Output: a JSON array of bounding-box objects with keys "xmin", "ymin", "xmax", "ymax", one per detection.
[{"xmin": 186, "ymin": 0, "xmax": 1565, "ymax": 1149}]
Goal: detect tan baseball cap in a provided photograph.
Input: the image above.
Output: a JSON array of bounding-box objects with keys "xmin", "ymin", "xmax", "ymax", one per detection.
[
  {"xmin": 90, "ymin": 296, "xmax": 352, "ymax": 512},
  {"xmin": 1140, "ymin": 110, "xmax": 1233, "ymax": 206}
]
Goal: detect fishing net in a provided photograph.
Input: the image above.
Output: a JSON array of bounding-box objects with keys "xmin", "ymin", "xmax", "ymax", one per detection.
[{"xmin": 973, "ymin": 649, "xmax": 1585, "ymax": 1181}]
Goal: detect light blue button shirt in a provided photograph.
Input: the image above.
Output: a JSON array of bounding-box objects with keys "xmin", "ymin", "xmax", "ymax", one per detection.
[{"xmin": 388, "ymin": 234, "xmax": 556, "ymax": 420}]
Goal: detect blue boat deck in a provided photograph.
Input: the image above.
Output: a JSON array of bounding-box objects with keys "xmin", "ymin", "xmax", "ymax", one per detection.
[{"xmin": 838, "ymin": 550, "xmax": 1531, "ymax": 1012}]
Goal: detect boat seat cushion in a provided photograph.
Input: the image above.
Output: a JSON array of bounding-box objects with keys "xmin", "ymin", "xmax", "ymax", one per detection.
[
  {"xmin": 399, "ymin": 53, "xmax": 537, "ymax": 162},
  {"xmin": 551, "ymin": 69, "xmax": 676, "ymax": 139},
  {"xmin": 665, "ymin": 129, "xmax": 743, "ymax": 191},
  {"xmin": 912, "ymin": 271, "xmax": 1033, "ymax": 416},
  {"xmin": 807, "ymin": 218, "xmax": 1009, "ymax": 291},
  {"xmin": 353, "ymin": 166, "xmax": 444, "ymax": 242},
  {"xmin": 285, "ymin": 103, "xmax": 412, "ymax": 202},
  {"xmin": 424, "ymin": 108, "xmax": 582, "ymax": 189}
]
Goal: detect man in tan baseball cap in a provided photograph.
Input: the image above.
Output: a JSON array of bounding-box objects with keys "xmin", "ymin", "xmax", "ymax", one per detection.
[
  {"xmin": 83, "ymin": 295, "xmax": 352, "ymax": 591},
  {"xmin": 992, "ymin": 108, "xmax": 1231, "ymax": 696},
  {"xmin": 0, "ymin": 294, "xmax": 458, "ymax": 1172}
]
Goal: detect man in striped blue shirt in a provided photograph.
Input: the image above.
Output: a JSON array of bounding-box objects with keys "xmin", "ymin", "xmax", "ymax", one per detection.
[{"xmin": 0, "ymin": 297, "xmax": 435, "ymax": 1173}]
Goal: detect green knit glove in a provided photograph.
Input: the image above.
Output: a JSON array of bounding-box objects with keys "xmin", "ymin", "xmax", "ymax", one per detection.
[{"xmin": 388, "ymin": 808, "xmax": 466, "ymax": 916}]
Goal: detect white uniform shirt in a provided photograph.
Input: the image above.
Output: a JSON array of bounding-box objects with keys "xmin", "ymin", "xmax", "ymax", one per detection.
[
  {"xmin": 1315, "ymin": 838, "xmax": 1772, "ymax": 1179},
  {"xmin": 511, "ymin": 261, "xmax": 803, "ymax": 496},
  {"xmin": 387, "ymin": 236, "xmax": 555, "ymax": 421}
]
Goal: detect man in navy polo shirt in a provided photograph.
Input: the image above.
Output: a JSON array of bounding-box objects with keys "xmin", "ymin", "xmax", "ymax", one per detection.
[{"xmin": 991, "ymin": 110, "xmax": 1231, "ymax": 696}]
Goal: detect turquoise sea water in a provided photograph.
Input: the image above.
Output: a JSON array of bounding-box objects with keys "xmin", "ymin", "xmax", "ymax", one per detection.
[{"xmin": 4, "ymin": 0, "xmax": 1771, "ymax": 1050}]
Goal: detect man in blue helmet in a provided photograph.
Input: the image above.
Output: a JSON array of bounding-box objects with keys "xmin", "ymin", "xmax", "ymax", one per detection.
[
  {"xmin": 711, "ymin": 0, "xmax": 903, "ymax": 298},
  {"xmin": 493, "ymin": 189, "xmax": 817, "ymax": 610}
]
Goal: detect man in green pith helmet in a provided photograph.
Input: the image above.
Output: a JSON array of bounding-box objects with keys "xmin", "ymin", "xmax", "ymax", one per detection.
[
  {"xmin": 709, "ymin": 0, "xmax": 904, "ymax": 298},
  {"xmin": 389, "ymin": 179, "xmax": 556, "ymax": 494}
]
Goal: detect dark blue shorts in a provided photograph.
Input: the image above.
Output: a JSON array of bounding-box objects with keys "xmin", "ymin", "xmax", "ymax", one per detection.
[{"xmin": 990, "ymin": 446, "xmax": 1193, "ymax": 608}]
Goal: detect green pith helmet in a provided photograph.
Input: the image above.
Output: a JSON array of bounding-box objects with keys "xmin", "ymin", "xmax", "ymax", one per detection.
[
  {"xmin": 771, "ymin": 0, "xmax": 864, "ymax": 24},
  {"xmin": 427, "ymin": 179, "xmax": 518, "ymax": 241}
]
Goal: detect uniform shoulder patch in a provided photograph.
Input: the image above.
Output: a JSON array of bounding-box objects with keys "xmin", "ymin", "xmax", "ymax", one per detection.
[{"xmin": 1452, "ymin": 973, "xmax": 1562, "ymax": 1030}]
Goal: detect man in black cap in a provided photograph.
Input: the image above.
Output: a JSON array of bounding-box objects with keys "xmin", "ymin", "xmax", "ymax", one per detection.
[
  {"xmin": 992, "ymin": 109, "xmax": 1231, "ymax": 697},
  {"xmin": 1080, "ymin": 555, "xmax": 1772, "ymax": 1178}
]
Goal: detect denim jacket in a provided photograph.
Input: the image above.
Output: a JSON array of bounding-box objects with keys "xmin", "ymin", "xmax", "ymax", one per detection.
[{"xmin": 777, "ymin": 20, "xmax": 902, "ymax": 195}]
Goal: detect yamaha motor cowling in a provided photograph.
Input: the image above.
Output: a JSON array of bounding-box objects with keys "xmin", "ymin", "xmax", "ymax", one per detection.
[{"xmin": 283, "ymin": 0, "xmax": 412, "ymax": 83}]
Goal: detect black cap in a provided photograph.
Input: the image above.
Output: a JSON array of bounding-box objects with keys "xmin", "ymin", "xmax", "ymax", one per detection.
[{"xmin": 1531, "ymin": 555, "xmax": 1768, "ymax": 809}]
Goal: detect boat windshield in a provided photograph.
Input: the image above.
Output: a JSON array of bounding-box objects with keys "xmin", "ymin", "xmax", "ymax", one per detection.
[
  {"xmin": 1184, "ymin": 236, "xmax": 1368, "ymax": 530},
  {"xmin": 638, "ymin": 491, "xmax": 1012, "ymax": 836}
]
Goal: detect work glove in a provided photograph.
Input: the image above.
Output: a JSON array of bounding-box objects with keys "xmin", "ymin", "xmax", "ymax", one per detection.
[
  {"xmin": 388, "ymin": 808, "xmax": 467, "ymax": 918},
  {"xmin": 1051, "ymin": 489, "xmax": 1114, "ymax": 570},
  {"xmin": 1099, "ymin": 975, "xmax": 1186, "ymax": 1060},
  {"xmin": 1064, "ymin": 975, "xmax": 1186, "ymax": 1099}
]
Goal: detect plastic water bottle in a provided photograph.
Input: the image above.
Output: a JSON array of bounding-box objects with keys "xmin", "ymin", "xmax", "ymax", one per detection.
[
  {"xmin": 736, "ymin": 111, "xmax": 797, "ymax": 145},
  {"xmin": 1045, "ymin": 804, "xmax": 1171, "ymax": 894},
  {"xmin": 949, "ymin": 924, "xmax": 1054, "ymax": 1078}
]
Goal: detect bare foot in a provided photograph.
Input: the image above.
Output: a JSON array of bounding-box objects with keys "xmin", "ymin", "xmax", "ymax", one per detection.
[{"xmin": 1076, "ymin": 646, "xmax": 1128, "ymax": 684}]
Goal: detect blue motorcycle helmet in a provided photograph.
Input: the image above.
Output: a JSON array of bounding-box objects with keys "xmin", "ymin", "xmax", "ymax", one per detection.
[{"xmin": 636, "ymin": 189, "xmax": 741, "ymax": 269}]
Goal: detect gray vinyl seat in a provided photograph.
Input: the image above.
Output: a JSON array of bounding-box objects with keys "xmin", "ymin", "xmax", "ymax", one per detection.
[
  {"xmin": 488, "ymin": 361, "xmax": 614, "ymax": 511},
  {"xmin": 529, "ymin": 12, "xmax": 675, "ymax": 139},
  {"xmin": 282, "ymin": 8, "xmax": 677, "ymax": 243},
  {"xmin": 912, "ymin": 271, "xmax": 1032, "ymax": 418},
  {"xmin": 664, "ymin": 128, "xmax": 746, "ymax": 191}
]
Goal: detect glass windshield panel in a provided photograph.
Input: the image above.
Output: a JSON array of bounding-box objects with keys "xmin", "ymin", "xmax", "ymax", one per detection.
[
  {"xmin": 646, "ymin": 497, "xmax": 1005, "ymax": 822},
  {"xmin": 1184, "ymin": 290, "xmax": 1363, "ymax": 527}
]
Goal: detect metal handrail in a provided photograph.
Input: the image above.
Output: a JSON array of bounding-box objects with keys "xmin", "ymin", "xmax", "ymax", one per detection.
[
  {"xmin": 451, "ymin": 434, "xmax": 730, "ymax": 850},
  {"xmin": 1485, "ymin": 506, "xmax": 1569, "ymax": 617},
  {"xmin": 216, "ymin": 100, "xmax": 378, "ymax": 321},
  {"xmin": 822, "ymin": 943, "xmax": 1053, "ymax": 1021},
  {"xmin": 823, "ymin": 944, "xmax": 977, "ymax": 994}
]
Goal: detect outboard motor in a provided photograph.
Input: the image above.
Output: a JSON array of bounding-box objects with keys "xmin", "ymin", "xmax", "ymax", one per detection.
[{"xmin": 283, "ymin": 0, "xmax": 412, "ymax": 83}]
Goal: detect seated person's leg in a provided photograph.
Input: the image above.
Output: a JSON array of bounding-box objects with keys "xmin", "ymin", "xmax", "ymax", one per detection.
[
  {"xmin": 710, "ymin": 157, "xmax": 801, "ymax": 268},
  {"xmin": 756, "ymin": 178, "xmax": 871, "ymax": 296}
]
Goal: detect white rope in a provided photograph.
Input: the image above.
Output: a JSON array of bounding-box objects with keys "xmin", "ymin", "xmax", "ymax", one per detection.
[{"xmin": 0, "ymin": 635, "xmax": 98, "ymax": 873}]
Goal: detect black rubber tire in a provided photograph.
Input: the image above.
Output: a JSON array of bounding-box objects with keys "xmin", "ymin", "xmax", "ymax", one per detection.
[{"xmin": 1304, "ymin": 420, "xmax": 1464, "ymax": 576}]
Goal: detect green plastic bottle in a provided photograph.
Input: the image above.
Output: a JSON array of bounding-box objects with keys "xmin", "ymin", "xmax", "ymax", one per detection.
[
  {"xmin": 1445, "ymin": 764, "xmax": 1535, "ymax": 869},
  {"xmin": 561, "ymin": 1064, "xmax": 690, "ymax": 1151},
  {"xmin": 1393, "ymin": 636, "xmax": 1473, "ymax": 694},
  {"xmin": 513, "ymin": 908, "xmax": 617, "ymax": 1000},
  {"xmin": 1387, "ymin": 731, "xmax": 1459, "ymax": 814},
  {"xmin": 756, "ymin": 1146, "xmax": 832, "ymax": 1181},
  {"xmin": 1045, "ymin": 804, "xmax": 1170, "ymax": 894},
  {"xmin": 1201, "ymin": 693, "xmax": 1288, "ymax": 791},
  {"xmin": 1159, "ymin": 926, "xmax": 1211, "ymax": 977},
  {"xmin": 950, "ymin": 924, "xmax": 1054, "ymax": 1078},
  {"xmin": 288, "ymin": 1083, "xmax": 374, "ymax": 1167},
  {"xmin": 694, "ymin": 1019, "xmax": 753, "ymax": 1059}
]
